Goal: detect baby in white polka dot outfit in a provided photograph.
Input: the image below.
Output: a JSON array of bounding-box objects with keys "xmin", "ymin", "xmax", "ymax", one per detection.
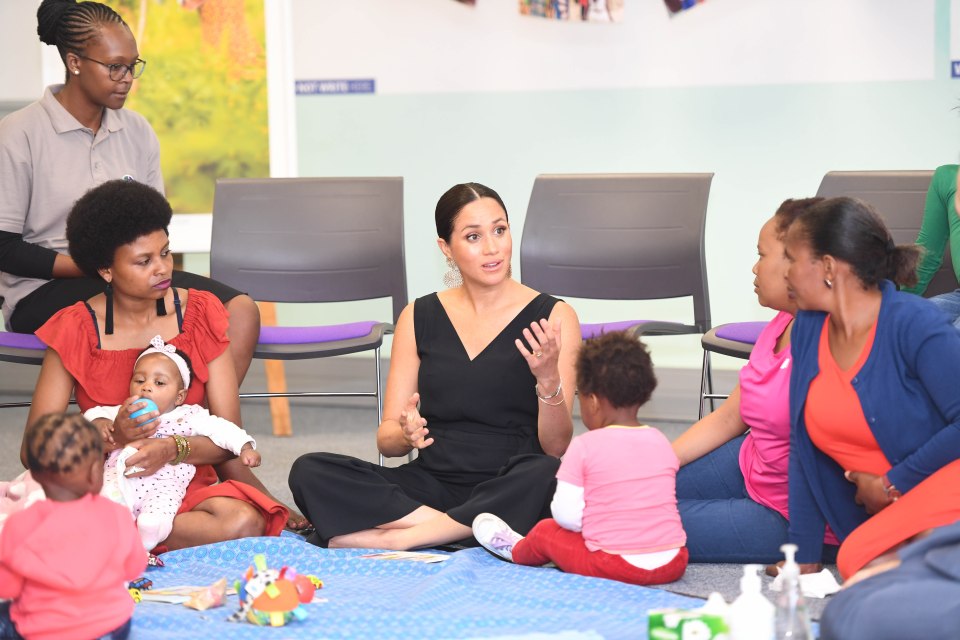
[{"xmin": 84, "ymin": 336, "xmax": 259, "ymax": 551}]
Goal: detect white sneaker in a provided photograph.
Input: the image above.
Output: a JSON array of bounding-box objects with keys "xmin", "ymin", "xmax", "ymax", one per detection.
[{"xmin": 472, "ymin": 513, "xmax": 524, "ymax": 562}]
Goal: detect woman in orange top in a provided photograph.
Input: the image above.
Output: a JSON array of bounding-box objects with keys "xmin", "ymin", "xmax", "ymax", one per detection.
[{"xmin": 783, "ymin": 196, "xmax": 960, "ymax": 579}]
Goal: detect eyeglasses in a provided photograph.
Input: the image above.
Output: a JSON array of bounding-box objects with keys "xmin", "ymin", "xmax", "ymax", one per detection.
[{"xmin": 77, "ymin": 55, "xmax": 147, "ymax": 81}]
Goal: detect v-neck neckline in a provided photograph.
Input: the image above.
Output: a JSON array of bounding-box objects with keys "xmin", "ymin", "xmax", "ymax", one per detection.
[{"xmin": 434, "ymin": 293, "xmax": 543, "ymax": 362}]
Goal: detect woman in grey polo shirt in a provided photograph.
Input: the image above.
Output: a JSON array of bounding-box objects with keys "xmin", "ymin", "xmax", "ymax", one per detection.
[{"xmin": 0, "ymin": 0, "xmax": 261, "ymax": 388}]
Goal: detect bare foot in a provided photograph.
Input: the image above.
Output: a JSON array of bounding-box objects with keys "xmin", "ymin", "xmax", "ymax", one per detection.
[{"xmin": 286, "ymin": 510, "xmax": 312, "ymax": 532}]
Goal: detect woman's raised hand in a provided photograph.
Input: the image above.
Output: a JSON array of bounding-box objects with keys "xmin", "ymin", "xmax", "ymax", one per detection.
[
  {"xmin": 400, "ymin": 392, "xmax": 433, "ymax": 450},
  {"xmin": 110, "ymin": 395, "xmax": 160, "ymax": 446},
  {"xmin": 515, "ymin": 318, "xmax": 563, "ymax": 387}
]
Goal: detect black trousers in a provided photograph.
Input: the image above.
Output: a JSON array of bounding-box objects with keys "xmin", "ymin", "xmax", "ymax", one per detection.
[{"xmin": 288, "ymin": 451, "xmax": 560, "ymax": 547}]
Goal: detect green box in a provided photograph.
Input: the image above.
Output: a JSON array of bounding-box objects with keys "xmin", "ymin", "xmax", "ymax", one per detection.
[{"xmin": 648, "ymin": 608, "xmax": 730, "ymax": 640}]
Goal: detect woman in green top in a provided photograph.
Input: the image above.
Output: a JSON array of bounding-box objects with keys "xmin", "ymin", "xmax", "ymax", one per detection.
[{"xmin": 905, "ymin": 164, "xmax": 960, "ymax": 325}]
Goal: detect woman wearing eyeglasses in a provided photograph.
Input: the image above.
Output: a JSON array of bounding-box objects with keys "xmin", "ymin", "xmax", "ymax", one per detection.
[
  {"xmin": 0, "ymin": 0, "xmax": 262, "ymax": 388},
  {"xmin": 0, "ymin": 0, "xmax": 310, "ymax": 532}
]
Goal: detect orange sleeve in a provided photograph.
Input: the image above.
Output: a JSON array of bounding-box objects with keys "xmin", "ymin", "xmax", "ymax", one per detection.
[{"xmin": 174, "ymin": 289, "xmax": 230, "ymax": 388}]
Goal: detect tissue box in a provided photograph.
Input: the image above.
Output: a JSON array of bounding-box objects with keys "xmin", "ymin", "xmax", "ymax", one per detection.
[{"xmin": 648, "ymin": 608, "xmax": 730, "ymax": 640}]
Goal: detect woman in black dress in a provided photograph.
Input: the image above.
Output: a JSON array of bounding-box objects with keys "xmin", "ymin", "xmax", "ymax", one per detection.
[{"xmin": 289, "ymin": 182, "xmax": 581, "ymax": 549}]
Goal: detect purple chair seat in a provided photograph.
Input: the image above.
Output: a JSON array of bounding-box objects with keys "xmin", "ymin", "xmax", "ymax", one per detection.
[
  {"xmin": 0, "ymin": 332, "xmax": 47, "ymax": 350},
  {"xmin": 580, "ymin": 320, "xmax": 650, "ymax": 340},
  {"xmin": 258, "ymin": 321, "xmax": 379, "ymax": 345},
  {"xmin": 713, "ymin": 321, "xmax": 768, "ymax": 345},
  {"xmin": 0, "ymin": 331, "xmax": 47, "ymax": 369}
]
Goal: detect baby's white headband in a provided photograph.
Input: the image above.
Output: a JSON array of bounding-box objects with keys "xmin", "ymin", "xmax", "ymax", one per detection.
[{"xmin": 136, "ymin": 335, "xmax": 191, "ymax": 388}]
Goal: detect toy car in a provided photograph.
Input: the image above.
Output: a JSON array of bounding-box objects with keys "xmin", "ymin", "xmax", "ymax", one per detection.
[{"xmin": 129, "ymin": 577, "xmax": 153, "ymax": 590}]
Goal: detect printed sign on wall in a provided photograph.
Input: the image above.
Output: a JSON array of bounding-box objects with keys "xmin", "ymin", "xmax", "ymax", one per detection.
[{"xmin": 952, "ymin": 0, "xmax": 960, "ymax": 77}]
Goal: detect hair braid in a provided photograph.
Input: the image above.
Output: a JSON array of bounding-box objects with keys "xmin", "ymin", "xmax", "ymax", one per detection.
[
  {"xmin": 37, "ymin": 0, "xmax": 126, "ymax": 63},
  {"xmin": 25, "ymin": 413, "xmax": 103, "ymax": 476}
]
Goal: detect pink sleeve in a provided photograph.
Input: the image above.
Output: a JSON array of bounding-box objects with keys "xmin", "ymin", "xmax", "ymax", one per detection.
[{"xmin": 556, "ymin": 435, "xmax": 586, "ymax": 488}]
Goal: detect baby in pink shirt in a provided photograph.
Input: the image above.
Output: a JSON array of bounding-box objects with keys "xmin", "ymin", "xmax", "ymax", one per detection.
[
  {"xmin": 0, "ymin": 413, "xmax": 145, "ymax": 640},
  {"xmin": 473, "ymin": 331, "xmax": 688, "ymax": 585}
]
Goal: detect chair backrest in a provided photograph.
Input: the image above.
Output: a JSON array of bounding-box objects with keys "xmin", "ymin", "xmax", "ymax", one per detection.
[
  {"xmin": 211, "ymin": 177, "xmax": 408, "ymax": 322},
  {"xmin": 520, "ymin": 173, "xmax": 713, "ymax": 332},
  {"xmin": 816, "ymin": 170, "xmax": 955, "ymax": 297}
]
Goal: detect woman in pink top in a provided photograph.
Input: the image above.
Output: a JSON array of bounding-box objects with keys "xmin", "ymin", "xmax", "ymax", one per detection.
[
  {"xmin": 473, "ymin": 331, "xmax": 688, "ymax": 586},
  {"xmin": 672, "ymin": 198, "xmax": 838, "ymax": 563}
]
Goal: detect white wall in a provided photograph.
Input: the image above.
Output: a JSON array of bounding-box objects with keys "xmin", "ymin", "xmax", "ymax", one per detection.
[
  {"xmin": 292, "ymin": 0, "xmax": 934, "ymax": 92},
  {"xmin": 0, "ymin": 1, "xmax": 44, "ymax": 106},
  {"xmin": 2, "ymin": 0, "xmax": 958, "ymax": 372},
  {"xmin": 291, "ymin": 0, "xmax": 960, "ymax": 370}
]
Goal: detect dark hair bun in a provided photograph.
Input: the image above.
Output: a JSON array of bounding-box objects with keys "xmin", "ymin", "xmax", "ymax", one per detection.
[{"xmin": 37, "ymin": 0, "xmax": 76, "ymax": 45}]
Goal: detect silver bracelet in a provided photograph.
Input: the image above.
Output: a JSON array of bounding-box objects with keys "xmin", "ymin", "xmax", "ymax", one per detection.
[
  {"xmin": 538, "ymin": 394, "xmax": 565, "ymax": 407},
  {"xmin": 535, "ymin": 379, "xmax": 563, "ymax": 400}
]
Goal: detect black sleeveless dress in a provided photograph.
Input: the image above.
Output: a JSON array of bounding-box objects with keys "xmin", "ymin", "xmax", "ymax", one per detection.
[
  {"xmin": 289, "ymin": 292, "xmax": 562, "ymax": 546},
  {"xmin": 415, "ymin": 292, "xmax": 555, "ymax": 484}
]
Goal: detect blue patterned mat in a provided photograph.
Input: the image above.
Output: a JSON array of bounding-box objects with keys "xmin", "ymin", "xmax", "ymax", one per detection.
[{"xmin": 132, "ymin": 535, "xmax": 707, "ymax": 639}]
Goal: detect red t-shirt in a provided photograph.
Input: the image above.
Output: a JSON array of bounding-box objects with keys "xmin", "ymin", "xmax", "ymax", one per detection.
[
  {"xmin": 36, "ymin": 289, "xmax": 229, "ymax": 491},
  {"xmin": 35, "ymin": 289, "xmax": 288, "ymax": 538},
  {"xmin": 36, "ymin": 288, "xmax": 229, "ymax": 410}
]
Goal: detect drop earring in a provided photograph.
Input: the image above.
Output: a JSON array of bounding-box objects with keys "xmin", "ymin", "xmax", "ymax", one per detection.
[
  {"xmin": 824, "ymin": 278, "xmax": 833, "ymax": 289},
  {"xmin": 104, "ymin": 280, "xmax": 115, "ymax": 335},
  {"xmin": 443, "ymin": 257, "xmax": 462, "ymax": 288}
]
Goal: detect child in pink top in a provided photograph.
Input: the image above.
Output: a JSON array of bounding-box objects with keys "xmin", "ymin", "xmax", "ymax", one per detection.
[
  {"xmin": 473, "ymin": 332, "xmax": 688, "ymax": 585},
  {"xmin": 0, "ymin": 413, "xmax": 146, "ymax": 640}
]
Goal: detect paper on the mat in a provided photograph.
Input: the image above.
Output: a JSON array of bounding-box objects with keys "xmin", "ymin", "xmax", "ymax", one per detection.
[
  {"xmin": 770, "ymin": 568, "xmax": 841, "ymax": 598},
  {"xmin": 360, "ymin": 550, "xmax": 450, "ymax": 563}
]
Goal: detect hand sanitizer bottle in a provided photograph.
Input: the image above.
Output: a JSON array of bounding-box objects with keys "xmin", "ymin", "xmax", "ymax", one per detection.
[
  {"xmin": 774, "ymin": 544, "xmax": 813, "ymax": 639},
  {"xmin": 729, "ymin": 564, "xmax": 774, "ymax": 640}
]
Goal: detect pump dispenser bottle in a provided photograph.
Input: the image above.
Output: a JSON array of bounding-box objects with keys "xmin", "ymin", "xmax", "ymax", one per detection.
[
  {"xmin": 728, "ymin": 564, "xmax": 774, "ymax": 640},
  {"xmin": 774, "ymin": 544, "xmax": 813, "ymax": 639}
]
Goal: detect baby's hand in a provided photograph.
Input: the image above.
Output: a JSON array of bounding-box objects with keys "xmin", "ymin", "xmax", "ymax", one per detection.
[
  {"xmin": 239, "ymin": 444, "xmax": 261, "ymax": 467},
  {"xmin": 93, "ymin": 418, "xmax": 116, "ymax": 446}
]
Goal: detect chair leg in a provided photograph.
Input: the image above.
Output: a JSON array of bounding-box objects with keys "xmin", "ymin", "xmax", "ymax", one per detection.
[
  {"xmin": 260, "ymin": 302, "xmax": 292, "ymax": 437},
  {"xmin": 264, "ymin": 359, "xmax": 292, "ymax": 437},
  {"xmin": 699, "ymin": 350, "xmax": 715, "ymax": 420},
  {"xmin": 375, "ymin": 346, "xmax": 385, "ymax": 466}
]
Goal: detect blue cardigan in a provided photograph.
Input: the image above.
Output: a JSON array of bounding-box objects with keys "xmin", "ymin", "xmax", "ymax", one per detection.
[{"xmin": 788, "ymin": 280, "xmax": 960, "ymax": 563}]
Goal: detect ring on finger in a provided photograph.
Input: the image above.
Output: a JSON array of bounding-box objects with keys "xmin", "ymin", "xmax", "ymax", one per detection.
[{"xmin": 534, "ymin": 351, "xmax": 543, "ymax": 358}]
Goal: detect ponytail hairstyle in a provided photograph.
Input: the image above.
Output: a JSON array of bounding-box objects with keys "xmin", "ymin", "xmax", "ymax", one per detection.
[
  {"xmin": 435, "ymin": 183, "xmax": 508, "ymax": 242},
  {"xmin": 791, "ymin": 197, "xmax": 920, "ymax": 289},
  {"xmin": 37, "ymin": 0, "xmax": 127, "ymax": 66}
]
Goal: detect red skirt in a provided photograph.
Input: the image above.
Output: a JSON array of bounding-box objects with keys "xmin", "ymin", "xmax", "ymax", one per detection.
[{"xmin": 173, "ymin": 465, "xmax": 287, "ymax": 538}]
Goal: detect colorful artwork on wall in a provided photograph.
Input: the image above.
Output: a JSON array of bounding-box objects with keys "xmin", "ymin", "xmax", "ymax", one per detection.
[
  {"xmin": 114, "ymin": 0, "xmax": 269, "ymax": 214},
  {"xmin": 520, "ymin": 0, "xmax": 624, "ymax": 23},
  {"xmin": 664, "ymin": 0, "xmax": 707, "ymax": 14}
]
